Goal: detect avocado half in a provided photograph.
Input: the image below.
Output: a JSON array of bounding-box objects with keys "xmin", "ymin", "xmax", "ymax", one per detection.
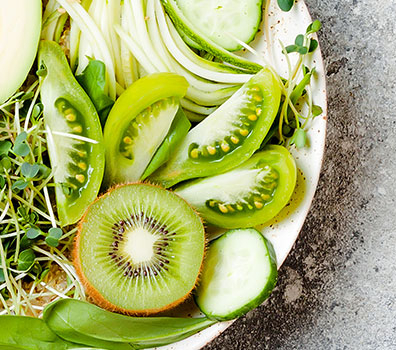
[{"xmin": 0, "ymin": 0, "xmax": 42, "ymax": 103}]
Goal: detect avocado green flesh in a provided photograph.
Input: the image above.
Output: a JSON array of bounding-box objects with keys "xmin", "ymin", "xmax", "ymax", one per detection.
[
  {"xmin": 195, "ymin": 228, "xmax": 277, "ymax": 320},
  {"xmin": 78, "ymin": 184, "xmax": 205, "ymax": 312},
  {"xmin": 0, "ymin": 0, "xmax": 42, "ymax": 103}
]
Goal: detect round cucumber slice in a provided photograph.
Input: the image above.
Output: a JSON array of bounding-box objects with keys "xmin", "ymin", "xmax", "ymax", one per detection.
[
  {"xmin": 175, "ymin": 145, "xmax": 297, "ymax": 228},
  {"xmin": 176, "ymin": 0, "xmax": 263, "ymax": 51},
  {"xmin": 0, "ymin": 0, "xmax": 41, "ymax": 103},
  {"xmin": 195, "ymin": 228, "xmax": 277, "ymax": 321},
  {"xmin": 149, "ymin": 69, "xmax": 281, "ymax": 188}
]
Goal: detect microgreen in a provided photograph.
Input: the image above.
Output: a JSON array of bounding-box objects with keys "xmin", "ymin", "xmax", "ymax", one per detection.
[{"xmin": 277, "ymin": 0, "xmax": 294, "ymax": 12}]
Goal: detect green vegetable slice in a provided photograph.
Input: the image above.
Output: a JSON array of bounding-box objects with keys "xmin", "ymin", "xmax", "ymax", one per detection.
[
  {"xmin": 161, "ymin": 0, "xmax": 263, "ymax": 72},
  {"xmin": 195, "ymin": 228, "xmax": 277, "ymax": 321},
  {"xmin": 175, "ymin": 145, "xmax": 297, "ymax": 228},
  {"xmin": 175, "ymin": 0, "xmax": 263, "ymax": 51},
  {"xmin": 43, "ymin": 299, "xmax": 216, "ymax": 348},
  {"xmin": 0, "ymin": 0, "xmax": 41, "ymax": 103},
  {"xmin": 38, "ymin": 40, "xmax": 105, "ymax": 226},
  {"xmin": 103, "ymin": 73, "xmax": 188, "ymax": 186},
  {"xmin": 150, "ymin": 69, "xmax": 281, "ymax": 188}
]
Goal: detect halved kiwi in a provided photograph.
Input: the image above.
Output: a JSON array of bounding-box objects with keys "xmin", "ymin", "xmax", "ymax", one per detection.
[{"xmin": 74, "ymin": 183, "xmax": 205, "ymax": 315}]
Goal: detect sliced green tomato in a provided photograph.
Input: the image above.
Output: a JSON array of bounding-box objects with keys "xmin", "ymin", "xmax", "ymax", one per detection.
[
  {"xmin": 161, "ymin": 0, "xmax": 263, "ymax": 72},
  {"xmin": 150, "ymin": 69, "xmax": 281, "ymax": 188},
  {"xmin": 175, "ymin": 0, "xmax": 263, "ymax": 51},
  {"xmin": 195, "ymin": 228, "xmax": 277, "ymax": 321},
  {"xmin": 103, "ymin": 73, "xmax": 188, "ymax": 186},
  {"xmin": 141, "ymin": 108, "xmax": 191, "ymax": 180},
  {"xmin": 175, "ymin": 145, "xmax": 297, "ymax": 228},
  {"xmin": 39, "ymin": 41, "xmax": 105, "ymax": 226},
  {"xmin": 0, "ymin": 0, "xmax": 41, "ymax": 103}
]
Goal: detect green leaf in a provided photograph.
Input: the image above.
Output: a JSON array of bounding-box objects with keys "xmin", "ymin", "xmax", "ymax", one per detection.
[
  {"xmin": 27, "ymin": 228, "xmax": 41, "ymax": 239},
  {"xmin": 306, "ymin": 20, "xmax": 322, "ymax": 35},
  {"xmin": 20, "ymin": 91, "xmax": 34, "ymax": 101},
  {"xmin": 277, "ymin": 0, "xmax": 294, "ymax": 11},
  {"xmin": 43, "ymin": 299, "xmax": 216, "ymax": 349},
  {"xmin": 0, "ymin": 270, "xmax": 5, "ymax": 283},
  {"xmin": 12, "ymin": 143, "xmax": 29, "ymax": 157},
  {"xmin": 12, "ymin": 180, "xmax": 28, "ymax": 191},
  {"xmin": 21, "ymin": 163, "xmax": 40, "ymax": 179},
  {"xmin": 48, "ymin": 227, "xmax": 63, "ymax": 239},
  {"xmin": 312, "ymin": 104, "xmax": 323, "ymax": 116},
  {"xmin": 0, "ymin": 141, "xmax": 12, "ymax": 156},
  {"xmin": 76, "ymin": 59, "xmax": 115, "ymax": 126},
  {"xmin": 0, "ymin": 176, "xmax": 5, "ymax": 188},
  {"xmin": 0, "ymin": 157, "xmax": 11, "ymax": 170},
  {"xmin": 0, "ymin": 315, "xmax": 78, "ymax": 350},
  {"xmin": 297, "ymin": 46, "xmax": 308, "ymax": 55},
  {"xmin": 290, "ymin": 128, "xmax": 308, "ymax": 148},
  {"xmin": 45, "ymin": 237, "xmax": 60, "ymax": 247},
  {"xmin": 14, "ymin": 132, "xmax": 27, "ymax": 145},
  {"xmin": 285, "ymin": 44, "xmax": 298, "ymax": 53},
  {"xmin": 17, "ymin": 249, "xmax": 35, "ymax": 271},
  {"xmin": 309, "ymin": 39, "xmax": 319, "ymax": 53},
  {"xmin": 295, "ymin": 34, "xmax": 304, "ymax": 47}
]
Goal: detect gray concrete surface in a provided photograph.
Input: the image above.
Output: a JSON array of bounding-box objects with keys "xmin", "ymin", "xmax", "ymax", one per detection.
[{"xmin": 204, "ymin": 0, "xmax": 396, "ymax": 349}]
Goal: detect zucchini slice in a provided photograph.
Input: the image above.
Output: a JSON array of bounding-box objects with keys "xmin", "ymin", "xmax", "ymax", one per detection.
[
  {"xmin": 175, "ymin": 0, "xmax": 263, "ymax": 51},
  {"xmin": 195, "ymin": 228, "xmax": 277, "ymax": 321},
  {"xmin": 0, "ymin": 0, "xmax": 41, "ymax": 103},
  {"xmin": 175, "ymin": 146, "xmax": 297, "ymax": 228}
]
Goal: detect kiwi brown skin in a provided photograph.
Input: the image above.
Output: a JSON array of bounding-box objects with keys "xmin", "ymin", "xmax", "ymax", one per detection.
[{"xmin": 73, "ymin": 182, "xmax": 207, "ymax": 316}]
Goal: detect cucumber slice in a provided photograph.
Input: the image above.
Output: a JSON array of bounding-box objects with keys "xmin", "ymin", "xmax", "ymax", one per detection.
[
  {"xmin": 149, "ymin": 69, "xmax": 281, "ymax": 188},
  {"xmin": 175, "ymin": 146, "xmax": 297, "ymax": 228},
  {"xmin": 0, "ymin": 0, "xmax": 41, "ymax": 103},
  {"xmin": 161, "ymin": 0, "xmax": 263, "ymax": 72},
  {"xmin": 175, "ymin": 0, "xmax": 263, "ymax": 51},
  {"xmin": 195, "ymin": 228, "xmax": 277, "ymax": 321}
]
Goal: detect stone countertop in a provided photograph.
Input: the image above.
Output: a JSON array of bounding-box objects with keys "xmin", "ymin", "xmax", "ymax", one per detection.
[{"xmin": 204, "ymin": 0, "xmax": 396, "ymax": 349}]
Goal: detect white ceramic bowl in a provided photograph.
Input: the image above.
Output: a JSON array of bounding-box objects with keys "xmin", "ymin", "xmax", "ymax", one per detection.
[{"xmin": 155, "ymin": 0, "xmax": 327, "ymax": 349}]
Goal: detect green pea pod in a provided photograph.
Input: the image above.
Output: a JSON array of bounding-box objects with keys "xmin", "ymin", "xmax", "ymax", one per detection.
[
  {"xmin": 39, "ymin": 41, "xmax": 105, "ymax": 226},
  {"xmin": 0, "ymin": 315, "xmax": 81, "ymax": 350},
  {"xmin": 149, "ymin": 69, "xmax": 281, "ymax": 188},
  {"xmin": 103, "ymin": 73, "xmax": 189, "ymax": 186},
  {"xmin": 43, "ymin": 299, "xmax": 216, "ymax": 349},
  {"xmin": 141, "ymin": 108, "xmax": 191, "ymax": 180}
]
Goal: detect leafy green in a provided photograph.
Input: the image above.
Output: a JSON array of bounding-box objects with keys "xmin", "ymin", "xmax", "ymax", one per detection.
[
  {"xmin": 45, "ymin": 228, "xmax": 63, "ymax": 247},
  {"xmin": 0, "ymin": 315, "xmax": 80, "ymax": 350},
  {"xmin": 76, "ymin": 59, "xmax": 114, "ymax": 126},
  {"xmin": 17, "ymin": 249, "xmax": 35, "ymax": 271},
  {"xmin": 277, "ymin": 0, "xmax": 294, "ymax": 12},
  {"xmin": 21, "ymin": 163, "xmax": 40, "ymax": 179},
  {"xmin": 43, "ymin": 299, "xmax": 216, "ymax": 349}
]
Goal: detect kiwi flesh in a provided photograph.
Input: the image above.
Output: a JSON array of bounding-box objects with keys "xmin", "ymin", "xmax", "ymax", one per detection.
[{"xmin": 74, "ymin": 183, "xmax": 205, "ymax": 315}]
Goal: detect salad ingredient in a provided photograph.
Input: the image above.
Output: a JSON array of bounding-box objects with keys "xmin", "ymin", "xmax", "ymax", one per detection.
[
  {"xmin": 161, "ymin": 0, "xmax": 263, "ymax": 72},
  {"xmin": 74, "ymin": 183, "xmax": 205, "ymax": 315},
  {"xmin": 103, "ymin": 73, "xmax": 188, "ymax": 186},
  {"xmin": 149, "ymin": 69, "xmax": 281, "ymax": 188},
  {"xmin": 76, "ymin": 59, "xmax": 115, "ymax": 126},
  {"xmin": 195, "ymin": 228, "xmax": 277, "ymax": 321},
  {"xmin": 38, "ymin": 40, "xmax": 105, "ymax": 226},
  {"xmin": 0, "ymin": 0, "xmax": 41, "ymax": 104},
  {"xmin": 141, "ymin": 108, "xmax": 191, "ymax": 180},
  {"xmin": 175, "ymin": 145, "xmax": 297, "ymax": 228},
  {"xmin": 175, "ymin": 0, "xmax": 263, "ymax": 51},
  {"xmin": 44, "ymin": 299, "xmax": 216, "ymax": 349},
  {"xmin": 0, "ymin": 315, "xmax": 80, "ymax": 349}
]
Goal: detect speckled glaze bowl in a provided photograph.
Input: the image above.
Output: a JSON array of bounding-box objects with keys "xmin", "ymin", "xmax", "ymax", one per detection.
[{"xmin": 155, "ymin": 0, "xmax": 327, "ymax": 349}]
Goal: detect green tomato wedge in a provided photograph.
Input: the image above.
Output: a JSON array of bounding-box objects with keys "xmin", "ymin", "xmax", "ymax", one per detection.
[
  {"xmin": 195, "ymin": 228, "xmax": 278, "ymax": 321},
  {"xmin": 175, "ymin": 0, "xmax": 263, "ymax": 51},
  {"xmin": 141, "ymin": 108, "xmax": 191, "ymax": 180},
  {"xmin": 175, "ymin": 145, "xmax": 297, "ymax": 228},
  {"xmin": 103, "ymin": 73, "xmax": 189, "ymax": 186},
  {"xmin": 43, "ymin": 299, "xmax": 216, "ymax": 349},
  {"xmin": 150, "ymin": 69, "xmax": 281, "ymax": 188},
  {"xmin": 39, "ymin": 41, "xmax": 105, "ymax": 226},
  {"xmin": 0, "ymin": 0, "xmax": 41, "ymax": 103},
  {"xmin": 161, "ymin": 0, "xmax": 263, "ymax": 72}
]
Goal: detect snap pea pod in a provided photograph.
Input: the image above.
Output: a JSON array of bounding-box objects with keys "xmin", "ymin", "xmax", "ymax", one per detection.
[
  {"xmin": 0, "ymin": 315, "xmax": 82, "ymax": 350},
  {"xmin": 43, "ymin": 299, "xmax": 216, "ymax": 349},
  {"xmin": 141, "ymin": 108, "xmax": 191, "ymax": 180}
]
